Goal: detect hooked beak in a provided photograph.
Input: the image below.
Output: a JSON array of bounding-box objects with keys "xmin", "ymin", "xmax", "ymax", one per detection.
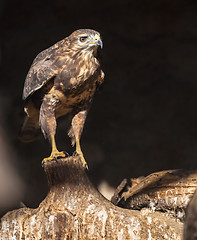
[
  {"xmin": 96, "ymin": 38, "xmax": 103, "ymax": 48},
  {"xmin": 94, "ymin": 34, "xmax": 103, "ymax": 48},
  {"xmin": 88, "ymin": 34, "xmax": 103, "ymax": 49}
]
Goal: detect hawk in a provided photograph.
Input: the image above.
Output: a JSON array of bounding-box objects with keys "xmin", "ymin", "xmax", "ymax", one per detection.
[{"xmin": 20, "ymin": 29, "xmax": 104, "ymax": 168}]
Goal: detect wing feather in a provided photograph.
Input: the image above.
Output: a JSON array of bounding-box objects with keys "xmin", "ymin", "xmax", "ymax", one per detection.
[{"xmin": 22, "ymin": 39, "xmax": 66, "ymax": 100}]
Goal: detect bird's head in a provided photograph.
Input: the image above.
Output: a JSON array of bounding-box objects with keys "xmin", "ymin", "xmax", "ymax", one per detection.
[{"xmin": 67, "ymin": 29, "xmax": 103, "ymax": 55}]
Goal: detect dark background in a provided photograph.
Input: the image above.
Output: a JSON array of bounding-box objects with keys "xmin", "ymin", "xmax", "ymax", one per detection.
[{"xmin": 1, "ymin": 0, "xmax": 197, "ymax": 217}]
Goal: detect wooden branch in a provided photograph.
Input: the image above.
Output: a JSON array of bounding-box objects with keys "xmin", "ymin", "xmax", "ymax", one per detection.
[
  {"xmin": 112, "ymin": 169, "xmax": 197, "ymax": 221},
  {"xmin": 0, "ymin": 157, "xmax": 183, "ymax": 239}
]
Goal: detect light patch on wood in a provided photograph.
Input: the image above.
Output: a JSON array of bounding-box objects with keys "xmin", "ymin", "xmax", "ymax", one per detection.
[
  {"xmin": 83, "ymin": 204, "xmax": 97, "ymax": 236},
  {"xmin": 97, "ymin": 209, "xmax": 108, "ymax": 237},
  {"xmin": 1, "ymin": 219, "xmax": 9, "ymax": 231},
  {"xmin": 119, "ymin": 214, "xmax": 124, "ymax": 220},
  {"xmin": 88, "ymin": 221, "xmax": 95, "ymax": 236},
  {"xmin": 141, "ymin": 208, "xmax": 152, "ymax": 215},
  {"xmin": 109, "ymin": 209, "xmax": 115, "ymax": 230},
  {"xmin": 49, "ymin": 215, "xmax": 54, "ymax": 224},
  {"xmin": 148, "ymin": 229, "xmax": 152, "ymax": 240},
  {"xmin": 164, "ymin": 233, "xmax": 169, "ymax": 239},
  {"xmin": 149, "ymin": 202, "xmax": 156, "ymax": 211},
  {"xmin": 117, "ymin": 228, "xmax": 124, "ymax": 240},
  {"xmin": 74, "ymin": 217, "xmax": 79, "ymax": 231},
  {"xmin": 12, "ymin": 219, "xmax": 20, "ymax": 240},
  {"xmin": 86, "ymin": 204, "xmax": 96, "ymax": 214},
  {"xmin": 129, "ymin": 218, "xmax": 141, "ymax": 239},
  {"xmin": 147, "ymin": 216, "xmax": 152, "ymax": 224},
  {"xmin": 30, "ymin": 215, "xmax": 36, "ymax": 227},
  {"xmin": 174, "ymin": 196, "xmax": 177, "ymax": 205},
  {"xmin": 45, "ymin": 214, "xmax": 55, "ymax": 234}
]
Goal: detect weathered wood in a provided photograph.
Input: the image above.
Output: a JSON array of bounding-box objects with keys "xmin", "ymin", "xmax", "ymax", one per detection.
[
  {"xmin": 112, "ymin": 169, "xmax": 197, "ymax": 221},
  {"xmin": 184, "ymin": 188, "xmax": 197, "ymax": 240},
  {"xmin": 0, "ymin": 157, "xmax": 183, "ymax": 239}
]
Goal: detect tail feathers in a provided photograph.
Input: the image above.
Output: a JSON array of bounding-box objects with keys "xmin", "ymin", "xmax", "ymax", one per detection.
[{"xmin": 19, "ymin": 117, "xmax": 40, "ymax": 143}]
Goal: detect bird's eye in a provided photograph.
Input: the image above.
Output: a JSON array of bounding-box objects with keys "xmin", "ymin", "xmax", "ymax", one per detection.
[{"xmin": 79, "ymin": 36, "xmax": 88, "ymax": 42}]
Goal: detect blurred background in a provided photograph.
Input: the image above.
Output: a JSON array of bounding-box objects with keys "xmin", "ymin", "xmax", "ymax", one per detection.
[{"xmin": 1, "ymin": 0, "xmax": 197, "ymax": 217}]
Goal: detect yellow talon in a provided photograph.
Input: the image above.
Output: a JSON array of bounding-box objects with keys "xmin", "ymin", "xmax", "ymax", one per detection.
[
  {"xmin": 43, "ymin": 150, "xmax": 66, "ymax": 163},
  {"xmin": 43, "ymin": 136, "xmax": 66, "ymax": 163}
]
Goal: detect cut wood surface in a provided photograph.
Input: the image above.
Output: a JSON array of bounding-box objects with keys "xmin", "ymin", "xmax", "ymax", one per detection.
[{"xmin": 0, "ymin": 157, "xmax": 184, "ymax": 239}]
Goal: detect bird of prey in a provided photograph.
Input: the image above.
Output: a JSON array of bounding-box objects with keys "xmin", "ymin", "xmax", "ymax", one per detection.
[{"xmin": 20, "ymin": 29, "xmax": 104, "ymax": 168}]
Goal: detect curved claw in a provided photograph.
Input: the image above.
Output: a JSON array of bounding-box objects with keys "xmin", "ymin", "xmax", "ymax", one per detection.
[
  {"xmin": 42, "ymin": 150, "xmax": 66, "ymax": 166},
  {"xmin": 73, "ymin": 151, "xmax": 88, "ymax": 170},
  {"xmin": 63, "ymin": 151, "xmax": 70, "ymax": 157},
  {"xmin": 72, "ymin": 151, "xmax": 77, "ymax": 157}
]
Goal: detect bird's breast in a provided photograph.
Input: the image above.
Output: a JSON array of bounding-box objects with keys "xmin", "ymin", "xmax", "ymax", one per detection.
[
  {"xmin": 55, "ymin": 55, "xmax": 99, "ymax": 91},
  {"xmin": 53, "ymin": 70, "xmax": 100, "ymax": 118}
]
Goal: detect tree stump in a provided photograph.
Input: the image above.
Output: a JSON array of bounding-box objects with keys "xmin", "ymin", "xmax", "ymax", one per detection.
[{"xmin": 0, "ymin": 157, "xmax": 183, "ymax": 239}]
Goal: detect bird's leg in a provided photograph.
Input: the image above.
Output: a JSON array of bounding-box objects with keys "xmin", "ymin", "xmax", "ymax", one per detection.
[
  {"xmin": 43, "ymin": 135, "xmax": 66, "ymax": 163},
  {"xmin": 68, "ymin": 110, "xmax": 88, "ymax": 169},
  {"xmin": 42, "ymin": 134, "xmax": 66, "ymax": 164},
  {"xmin": 40, "ymin": 93, "xmax": 66, "ymax": 163},
  {"xmin": 75, "ymin": 136, "xmax": 87, "ymax": 168},
  {"xmin": 76, "ymin": 136, "xmax": 83, "ymax": 157}
]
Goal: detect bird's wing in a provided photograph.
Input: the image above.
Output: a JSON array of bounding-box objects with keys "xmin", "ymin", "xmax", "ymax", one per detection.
[{"xmin": 22, "ymin": 39, "xmax": 66, "ymax": 100}]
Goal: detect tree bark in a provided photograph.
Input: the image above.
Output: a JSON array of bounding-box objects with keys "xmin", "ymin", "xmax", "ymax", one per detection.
[{"xmin": 0, "ymin": 157, "xmax": 183, "ymax": 239}]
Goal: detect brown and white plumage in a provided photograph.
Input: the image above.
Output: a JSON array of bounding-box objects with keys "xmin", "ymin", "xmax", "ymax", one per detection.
[{"xmin": 20, "ymin": 29, "xmax": 104, "ymax": 168}]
